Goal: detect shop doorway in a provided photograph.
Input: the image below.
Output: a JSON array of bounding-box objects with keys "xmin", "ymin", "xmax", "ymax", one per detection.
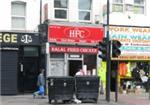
[
  {"xmin": 18, "ymin": 46, "xmax": 40, "ymax": 93},
  {"xmin": 68, "ymin": 60, "xmax": 82, "ymax": 76},
  {"xmin": 18, "ymin": 58, "xmax": 40, "ymax": 93}
]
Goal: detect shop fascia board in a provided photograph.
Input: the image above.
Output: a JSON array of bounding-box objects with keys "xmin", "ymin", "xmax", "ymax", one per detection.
[
  {"xmin": 48, "ymin": 21, "xmax": 103, "ymax": 28},
  {"xmin": 0, "ymin": 30, "xmax": 38, "ymax": 34},
  {"xmin": 50, "ymin": 42, "xmax": 98, "ymax": 47}
]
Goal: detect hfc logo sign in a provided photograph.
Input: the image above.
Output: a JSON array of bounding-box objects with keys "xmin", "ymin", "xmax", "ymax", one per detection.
[
  {"xmin": 65, "ymin": 28, "xmax": 90, "ymax": 39},
  {"xmin": 21, "ymin": 34, "xmax": 32, "ymax": 44}
]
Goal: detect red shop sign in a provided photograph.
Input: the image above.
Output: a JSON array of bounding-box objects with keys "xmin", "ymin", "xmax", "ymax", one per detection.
[
  {"xmin": 48, "ymin": 25, "xmax": 104, "ymax": 44},
  {"xmin": 50, "ymin": 46, "xmax": 98, "ymax": 54}
]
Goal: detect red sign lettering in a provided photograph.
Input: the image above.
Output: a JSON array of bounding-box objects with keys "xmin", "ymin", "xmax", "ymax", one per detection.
[
  {"xmin": 48, "ymin": 25, "xmax": 104, "ymax": 44},
  {"xmin": 50, "ymin": 46, "xmax": 98, "ymax": 54}
]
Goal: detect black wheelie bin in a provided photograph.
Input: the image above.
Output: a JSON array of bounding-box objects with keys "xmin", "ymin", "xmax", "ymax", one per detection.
[
  {"xmin": 47, "ymin": 76, "xmax": 75, "ymax": 103},
  {"xmin": 75, "ymin": 76, "xmax": 99, "ymax": 103}
]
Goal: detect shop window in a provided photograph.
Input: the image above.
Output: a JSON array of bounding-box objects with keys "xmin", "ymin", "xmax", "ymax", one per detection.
[
  {"xmin": 112, "ymin": 0, "xmax": 145, "ymax": 14},
  {"xmin": 11, "ymin": 1, "xmax": 26, "ymax": 30},
  {"xmin": 134, "ymin": 0, "xmax": 144, "ymax": 5},
  {"xmin": 23, "ymin": 47, "xmax": 39, "ymax": 57},
  {"xmin": 50, "ymin": 53, "xmax": 64, "ymax": 59},
  {"xmin": 125, "ymin": 4, "xmax": 133, "ymax": 12},
  {"xmin": 125, "ymin": 0, "xmax": 145, "ymax": 14},
  {"xmin": 133, "ymin": 0, "xmax": 145, "ymax": 14},
  {"xmin": 84, "ymin": 54, "xmax": 96, "ymax": 75},
  {"xmin": 112, "ymin": 0, "xmax": 123, "ymax": 12},
  {"xmin": 54, "ymin": 0, "xmax": 68, "ymax": 19},
  {"xmin": 113, "ymin": 0, "xmax": 123, "ymax": 3},
  {"xmin": 78, "ymin": 0, "xmax": 92, "ymax": 22}
]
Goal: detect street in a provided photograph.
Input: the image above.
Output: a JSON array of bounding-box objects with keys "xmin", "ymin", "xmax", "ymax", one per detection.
[{"xmin": 1, "ymin": 92, "xmax": 149, "ymax": 105}]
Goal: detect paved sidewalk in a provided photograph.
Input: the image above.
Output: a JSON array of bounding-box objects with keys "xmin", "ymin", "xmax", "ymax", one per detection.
[
  {"xmin": 0, "ymin": 92, "xmax": 150, "ymax": 105},
  {"xmin": 116, "ymin": 92, "xmax": 150, "ymax": 105}
]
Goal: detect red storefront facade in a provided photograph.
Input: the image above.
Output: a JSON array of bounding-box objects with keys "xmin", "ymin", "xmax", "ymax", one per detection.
[{"xmin": 47, "ymin": 23, "xmax": 104, "ymax": 76}]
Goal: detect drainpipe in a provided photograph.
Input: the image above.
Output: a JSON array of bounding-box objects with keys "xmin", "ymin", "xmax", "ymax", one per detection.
[{"xmin": 40, "ymin": 0, "xmax": 42, "ymax": 24}]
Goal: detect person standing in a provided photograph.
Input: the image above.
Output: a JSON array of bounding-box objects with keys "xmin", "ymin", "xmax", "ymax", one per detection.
[
  {"xmin": 33, "ymin": 69, "xmax": 45, "ymax": 98},
  {"xmin": 73, "ymin": 66, "xmax": 83, "ymax": 103},
  {"xmin": 75, "ymin": 68, "xmax": 85, "ymax": 76},
  {"xmin": 98, "ymin": 61, "xmax": 106, "ymax": 94}
]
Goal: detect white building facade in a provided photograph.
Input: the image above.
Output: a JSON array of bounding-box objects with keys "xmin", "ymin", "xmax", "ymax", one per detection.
[
  {"xmin": 0, "ymin": 0, "xmax": 42, "ymax": 95},
  {"xmin": 41, "ymin": 0, "xmax": 104, "ymax": 77},
  {"xmin": 1, "ymin": 0, "xmax": 150, "ymax": 94},
  {"xmin": 43, "ymin": 0, "xmax": 102, "ymax": 23},
  {"xmin": 101, "ymin": 0, "xmax": 150, "ymax": 92},
  {"xmin": 101, "ymin": 0, "xmax": 150, "ymax": 26},
  {"xmin": 0, "ymin": 0, "xmax": 104, "ymax": 95},
  {"xmin": 100, "ymin": 0, "xmax": 150, "ymax": 61},
  {"xmin": 0, "ymin": 0, "xmax": 40, "ymax": 31},
  {"xmin": 41, "ymin": 0, "xmax": 150, "ymax": 78}
]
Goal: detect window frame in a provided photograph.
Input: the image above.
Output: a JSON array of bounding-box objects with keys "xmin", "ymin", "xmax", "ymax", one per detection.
[
  {"xmin": 112, "ymin": 0, "xmax": 124, "ymax": 12},
  {"xmin": 11, "ymin": 1, "xmax": 26, "ymax": 30},
  {"xmin": 78, "ymin": 0, "xmax": 92, "ymax": 23},
  {"xmin": 133, "ymin": 0, "xmax": 145, "ymax": 14},
  {"xmin": 53, "ymin": 0, "xmax": 68, "ymax": 20},
  {"xmin": 112, "ymin": 0, "xmax": 145, "ymax": 14},
  {"xmin": 125, "ymin": 4, "xmax": 133, "ymax": 12}
]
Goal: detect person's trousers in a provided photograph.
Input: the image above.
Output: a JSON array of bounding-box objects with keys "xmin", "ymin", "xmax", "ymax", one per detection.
[{"xmin": 34, "ymin": 86, "xmax": 45, "ymax": 96}]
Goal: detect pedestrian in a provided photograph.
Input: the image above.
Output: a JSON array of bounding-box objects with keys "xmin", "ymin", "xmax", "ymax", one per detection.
[
  {"xmin": 33, "ymin": 69, "xmax": 45, "ymax": 98},
  {"xmin": 72, "ymin": 66, "xmax": 84, "ymax": 103},
  {"xmin": 98, "ymin": 61, "xmax": 106, "ymax": 94},
  {"xmin": 75, "ymin": 66, "xmax": 85, "ymax": 76}
]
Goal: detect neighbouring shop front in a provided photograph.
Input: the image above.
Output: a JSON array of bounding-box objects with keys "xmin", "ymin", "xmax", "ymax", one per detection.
[
  {"xmin": 46, "ymin": 23, "xmax": 104, "ymax": 77},
  {"xmin": 49, "ymin": 46, "xmax": 98, "ymax": 76},
  {"xmin": 0, "ymin": 32, "xmax": 41, "ymax": 95},
  {"xmin": 109, "ymin": 25, "xmax": 150, "ymax": 93}
]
